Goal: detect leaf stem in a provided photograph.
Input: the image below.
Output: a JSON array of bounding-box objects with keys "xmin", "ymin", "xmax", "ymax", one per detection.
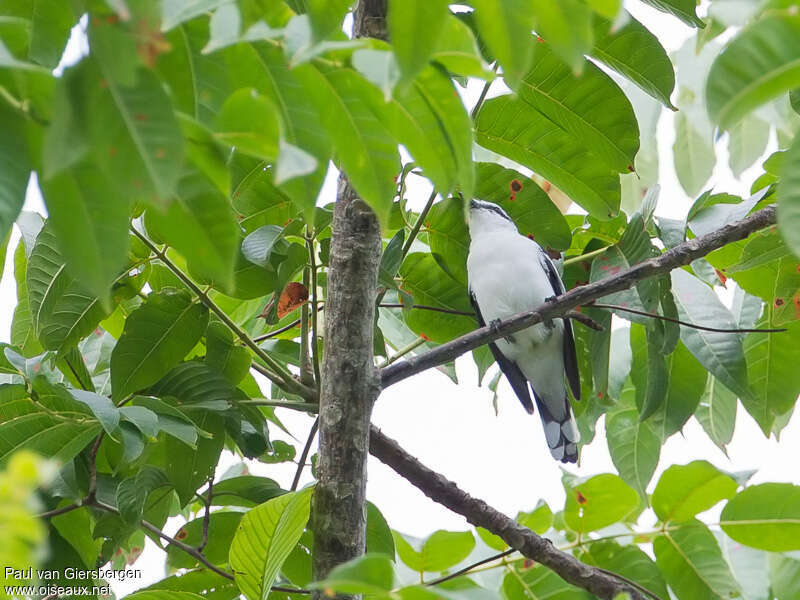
[
  {"xmin": 238, "ymin": 399, "xmax": 320, "ymax": 413},
  {"xmin": 130, "ymin": 228, "xmax": 314, "ymax": 400},
  {"xmin": 291, "ymin": 417, "xmax": 319, "ymax": 491},
  {"xmin": 402, "ymin": 189, "xmax": 437, "ymax": 258},
  {"xmin": 306, "ymin": 234, "xmax": 322, "ymax": 386},
  {"xmin": 563, "ymin": 245, "xmax": 612, "ymax": 267},
  {"xmin": 378, "ymin": 337, "xmax": 427, "ymax": 368}
]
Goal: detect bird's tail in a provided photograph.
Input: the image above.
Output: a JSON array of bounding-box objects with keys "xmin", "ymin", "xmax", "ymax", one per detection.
[{"xmin": 534, "ymin": 392, "xmax": 580, "ymax": 463}]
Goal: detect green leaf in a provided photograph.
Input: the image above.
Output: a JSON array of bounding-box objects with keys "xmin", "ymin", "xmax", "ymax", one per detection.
[
  {"xmin": 426, "ymin": 198, "xmax": 469, "ymax": 285},
  {"xmin": 744, "ymin": 311, "xmax": 800, "ymax": 433},
  {"xmin": 51, "ymin": 506, "xmax": 102, "ymax": 568},
  {"xmin": 366, "ymin": 502, "xmax": 396, "ymax": 558},
  {"xmin": 769, "ymin": 555, "xmax": 800, "ymax": 600},
  {"xmin": 69, "ymin": 388, "xmax": 121, "ymax": 438},
  {"xmin": 132, "ymin": 396, "xmax": 199, "ymax": 448},
  {"xmin": 591, "ymin": 13, "xmax": 675, "ymax": 109},
  {"xmin": 0, "ymin": 106, "xmax": 30, "ymax": 242},
  {"xmin": 126, "ymin": 591, "xmax": 206, "ymax": 600},
  {"xmin": 116, "ymin": 466, "xmax": 171, "ymax": 524},
  {"xmin": 293, "ymin": 64, "xmax": 398, "ymax": 225},
  {"xmin": 696, "ymin": 375, "xmax": 737, "ymax": 453},
  {"xmin": 369, "ymin": 63, "xmax": 473, "ymax": 200},
  {"xmin": 629, "ymin": 323, "xmax": 668, "ymax": 421},
  {"xmin": 653, "ymin": 341, "xmax": 707, "ymax": 439},
  {"xmin": 671, "ymin": 269, "xmax": 753, "ymax": 409},
  {"xmin": 42, "ymin": 165, "xmax": 129, "ymax": 308},
  {"xmin": 215, "ymin": 88, "xmax": 280, "ymax": 161},
  {"xmin": 0, "ymin": 384, "xmax": 100, "ymax": 466},
  {"xmin": 654, "ymin": 521, "xmax": 740, "ymax": 600},
  {"xmin": 707, "ymin": 15, "xmax": 800, "ymax": 129},
  {"xmin": 503, "ymin": 563, "xmax": 592, "ymax": 600},
  {"xmin": 721, "ymin": 483, "xmax": 800, "ymax": 551},
  {"xmin": 312, "ymin": 554, "xmax": 394, "ymax": 595},
  {"xmin": 79, "ymin": 60, "xmax": 183, "ymax": 203},
  {"xmin": 778, "ymin": 129, "xmax": 800, "ymax": 259},
  {"xmin": 652, "ymin": 461, "xmax": 737, "ymax": 523},
  {"xmin": 563, "ymin": 473, "xmax": 639, "ymax": 533},
  {"xmin": 160, "ymin": 0, "xmax": 230, "ymax": 31},
  {"xmin": 639, "ymin": 0, "xmax": 705, "ymax": 28},
  {"xmin": 148, "ymin": 360, "xmax": 238, "ymax": 410},
  {"xmin": 229, "ymin": 487, "xmax": 313, "ymax": 600},
  {"xmin": 378, "ymin": 229, "xmax": 405, "ymax": 289},
  {"xmin": 306, "ymin": 0, "xmax": 350, "ymax": 42},
  {"xmin": 673, "ymin": 111, "xmax": 715, "ymax": 197},
  {"xmin": 399, "ymin": 254, "xmax": 474, "ymax": 343},
  {"xmin": 205, "ymin": 320, "xmax": 251, "ymax": 385},
  {"xmin": 432, "ymin": 16, "xmax": 494, "ymax": 80},
  {"xmin": 728, "ymin": 115, "xmax": 770, "ymax": 177},
  {"xmin": 475, "ymin": 95, "xmax": 620, "ymax": 219},
  {"xmin": 388, "ymin": 0, "xmax": 448, "ymax": 82},
  {"xmin": 531, "ymin": 1, "xmax": 594, "ymax": 73},
  {"xmin": 581, "ymin": 541, "xmax": 669, "ymax": 600},
  {"xmin": 469, "ymin": 0, "xmax": 535, "ymax": 89},
  {"xmin": 145, "ymin": 179, "xmax": 239, "ymax": 291},
  {"xmin": 27, "ymin": 224, "xmax": 111, "ymax": 354},
  {"xmin": 168, "ymin": 511, "xmax": 243, "ymax": 569},
  {"xmin": 520, "ymin": 42, "xmax": 639, "ymax": 173},
  {"xmin": 517, "ymin": 500, "xmax": 554, "ymax": 534},
  {"xmin": 474, "ymin": 163, "xmax": 571, "ymax": 250},
  {"xmin": 110, "ymin": 289, "xmax": 209, "ymax": 401},
  {"xmin": 605, "ymin": 386, "xmax": 660, "ymax": 499},
  {"xmin": 165, "ymin": 412, "xmax": 225, "ymax": 505},
  {"xmin": 394, "ymin": 530, "xmax": 475, "ymax": 573}
]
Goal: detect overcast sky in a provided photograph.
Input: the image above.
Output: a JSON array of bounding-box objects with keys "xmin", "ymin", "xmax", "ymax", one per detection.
[{"xmin": 4, "ymin": 1, "xmax": 798, "ymax": 595}]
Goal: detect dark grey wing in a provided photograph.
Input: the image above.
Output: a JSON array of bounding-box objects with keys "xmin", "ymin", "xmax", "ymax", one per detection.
[
  {"xmin": 469, "ymin": 290, "xmax": 534, "ymax": 414},
  {"xmin": 539, "ymin": 251, "xmax": 581, "ymax": 402}
]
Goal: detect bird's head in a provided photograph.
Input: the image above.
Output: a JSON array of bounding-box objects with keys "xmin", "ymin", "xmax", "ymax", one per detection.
[{"xmin": 468, "ymin": 199, "xmax": 518, "ymax": 238}]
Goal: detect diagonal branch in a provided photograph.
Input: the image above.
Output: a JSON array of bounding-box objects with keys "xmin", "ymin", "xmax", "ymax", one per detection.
[
  {"xmin": 381, "ymin": 205, "xmax": 777, "ymax": 388},
  {"xmin": 368, "ymin": 426, "xmax": 645, "ymax": 600}
]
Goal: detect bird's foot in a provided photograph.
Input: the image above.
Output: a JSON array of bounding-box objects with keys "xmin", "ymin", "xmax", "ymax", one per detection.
[
  {"xmin": 543, "ymin": 296, "xmax": 557, "ymax": 328},
  {"xmin": 489, "ymin": 318, "xmax": 503, "ymax": 333}
]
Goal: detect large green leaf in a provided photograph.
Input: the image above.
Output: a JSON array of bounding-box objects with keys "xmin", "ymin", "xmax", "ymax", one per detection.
[
  {"xmin": 368, "ymin": 62, "xmax": 473, "ymax": 200},
  {"xmin": 27, "ymin": 224, "xmax": 111, "ymax": 354},
  {"xmin": 519, "ymin": 43, "xmax": 639, "ymax": 173},
  {"xmin": 671, "ymin": 269, "xmax": 752, "ymax": 411},
  {"xmin": 591, "ymin": 14, "xmax": 675, "ymax": 109},
  {"xmin": 431, "ymin": 16, "xmax": 494, "ymax": 80},
  {"xmin": 311, "ymin": 554, "xmax": 394, "ymax": 596},
  {"xmin": 652, "ymin": 461, "xmax": 737, "ymax": 523},
  {"xmin": 398, "ymin": 253, "xmax": 474, "ymax": 343},
  {"xmin": 165, "ymin": 412, "xmax": 225, "ymax": 505},
  {"xmin": 695, "ymin": 374, "xmax": 737, "ymax": 453},
  {"xmin": 770, "ymin": 555, "xmax": 800, "ymax": 599},
  {"xmin": 426, "ymin": 198, "xmax": 469, "ymax": 285},
  {"xmin": 673, "ymin": 111, "xmax": 715, "ymax": 197},
  {"xmin": 394, "ymin": 530, "xmax": 474, "ymax": 573},
  {"xmin": 475, "ymin": 95, "xmax": 620, "ymax": 219},
  {"xmin": 581, "ymin": 541, "xmax": 669, "ymax": 600},
  {"xmin": 306, "ymin": 0, "xmax": 350, "ymax": 42},
  {"xmin": 744, "ymin": 310, "xmax": 800, "ymax": 433},
  {"xmin": 563, "ymin": 473, "xmax": 639, "ymax": 533},
  {"xmin": 503, "ymin": 563, "xmax": 592, "ymax": 600},
  {"xmin": 229, "ymin": 487, "xmax": 313, "ymax": 600},
  {"xmin": 388, "ymin": 0, "xmax": 448, "ymax": 82},
  {"xmin": 1, "ymin": 0, "xmax": 74, "ymax": 68},
  {"xmin": 214, "ymin": 88, "xmax": 280, "ymax": 161},
  {"xmin": 639, "ymin": 0, "xmax": 704, "ymax": 28},
  {"xmin": 605, "ymin": 386, "xmax": 660, "ymax": 499},
  {"xmin": 0, "ymin": 384, "xmax": 100, "ymax": 466},
  {"xmin": 474, "ymin": 163, "xmax": 572, "ymax": 251},
  {"xmin": 707, "ymin": 15, "xmax": 800, "ymax": 129},
  {"xmin": 145, "ymin": 178, "xmax": 239, "ymax": 292},
  {"xmin": 168, "ymin": 511, "xmax": 243, "ymax": 569},
  {"xmin": 116, "ymin": 466, "xmax": 171, "ymax": 525},
  {"xmin": 653, "ymin": 341, "xmax": 707, "ymax": 439},
  {"xmin": 728, "ymin": 115, "xmax": 770, "ymax": 177},
  {"xmin": 469, "ymin": 0, "xmax": 535, "ymax": 89},
  {"xmin": 0, "ymin": 106, "xmax": 29, "ymax": 243},
  {"xmin": 654, "ymin": 520, "xmax": 740, "ymax": 600},
  {"xmin": 79, "ymin": 60, "xmax": 184, "ymax": 203},
  {"xmin": 293, "ymin": 64, "xmax": 398, "ymax": 225},
  {"xmin": 530, "ymin": 1, "xmax": 593, "ymax": 73},
  {"xmin": 778, "ymin": 129, "xmax": 800, "ymax": 259},
  {"xmin": 721, "ymin": 483, "xmax": 800, "ymax": 551},
  {"xmin": 42, "ymin": 165, "xmax": 129, "ymax": 308},
  {"xmin": 110, "ymin": 290, "xmax": 209, "ymax": 401}
]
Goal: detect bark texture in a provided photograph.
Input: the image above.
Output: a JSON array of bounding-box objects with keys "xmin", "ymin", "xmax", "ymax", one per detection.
[{"xmin": 311, "ymin": 1, "xmax": 387, "ymax": 592}]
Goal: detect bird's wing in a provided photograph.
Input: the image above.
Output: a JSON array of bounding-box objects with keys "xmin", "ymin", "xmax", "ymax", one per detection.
[
  {"xmin": 539, "ymin": 251, "xmax": 581, "ymax": 402},
  {"xmin": 469, "ymin": 290, "xmax": 534, "ymax": 414}
]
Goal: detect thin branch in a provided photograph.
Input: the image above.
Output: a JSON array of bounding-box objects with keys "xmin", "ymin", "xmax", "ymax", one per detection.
[
  {"xmin": 85, "ymin": 433, "xmax": 104, "ymax": 503},
  {"xmin": 381, "ymin": 206, "xmax": 778, "ymax": 388},
  {"xmin": 130, "ymin": 228, "xmax": 314, "ymax": 400},
  {"xmin": 306, "ymin": 235, "xmax": 322, "ymax": 385},
  {"xmin": 87, "ymin": 499, "xmax": 310, "ymax": 594},
  {"xmin": 239, "ymin": 399, "xmax": 320, "ymax": 413},
  {"xmin": 368, "ymin": 427, "xmax": 645, "ymax": 600},
  {"xmin": 378, "ymin": 337, "xmax": 427, "ymax": 368},
  {"xmin": 593, "ymin": 567, "xmax": 665, "ymax": 600},
  {"xmin": 589, "ymin": 302, "xmax": 786, "ymax": 334},
  {"xmin": 566, "ymin": 311, "xmax": 604, "ymax": 331},
  {"xmin": 291, "ymin": 417, "xmax": 320, "ymax": 491},
  {"xmin": 470, "ymin": 63, "xmax": 498, "ymax": 120},
  {"xmin": 253, "ymin": 305, "xmax": 325, "ymax": 342},
  {"xmin": 300, "ymin": 264, "xmax": 313, "ymax": 385},
  {"xmin": 425, "ymin": 549, "xmax": 514, "ymax": 586},
  {"xmin": 37, "ymin": 503, "xmax": 81, "ymax": 519},
  {"xmin": 379, "ymin": 303, "xmax": 475, "ymax": 316},
  {"xmin": 402, "ymin": 190, "xmax": 437, "ymax": 258},
  {"xmin": 198, "ymin": 478, "xmax": 213, "ymax": 553}
]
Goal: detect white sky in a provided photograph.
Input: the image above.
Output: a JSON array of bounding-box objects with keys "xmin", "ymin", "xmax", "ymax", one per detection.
[{"xmin": 3, "ymin": 1, "xmax": 798, "ymax": 595}]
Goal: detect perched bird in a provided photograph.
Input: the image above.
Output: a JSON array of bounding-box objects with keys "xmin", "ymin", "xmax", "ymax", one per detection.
[{"xmin": 466, "ymin": 199, "xmax": 581, "ymax": 463}]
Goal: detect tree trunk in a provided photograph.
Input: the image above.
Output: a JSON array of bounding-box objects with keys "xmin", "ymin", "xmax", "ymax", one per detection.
[{"xmin": 311, "ymin": 2, "xmax": 387, "ymax": 593}]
